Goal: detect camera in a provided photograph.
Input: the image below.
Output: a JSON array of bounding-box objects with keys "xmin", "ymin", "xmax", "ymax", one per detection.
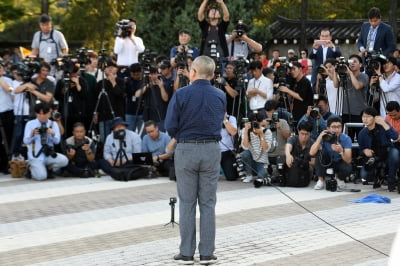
[
  {"xmin": 317, "ymin": 64, "xmax": 326, "ymax": 74},
  {"xmin": 365, "ymin": 50, "xmax": 386, "ymax": 75},
  {"xmin": 16, "ymin": 59, "xmax": 41, "ymax": 83},
  {"xmin": 66, "ymin": 138, "xmax": 90, "ymax": 151},
  {"xmin": 310, "ymin": 106, "xmax": 320, "ymax": 119},
  {"xmin": 364, "ymin": 156, "xmax": 380, "ymax": 170},
  {"xmin": 274, "ymin": 57, "xmax": 290, "ymax": 86},
  {"xmin": 76, "ymin": 47, "xmax": 92, "ymax": 70},
  {"xmin": 322, "ymin": 131, "xmax": 337, "ymax": 143},
  {"xmin": 233, "ymin": 153, "xmax": 247, "ymax": 179},
  {"xmin": 234, "ymin": 20, "xmax": 248, "ymax": 37},
  {"xmin": 325, "ymin": 168, "xmax": 337, "ymax": 192},
  {"xmin": 139, "ymin": 49, "xmax": 158, "ymax": 78},
  {"xmin": 169, "ymin": 197, "xmax": 177, "ymax": 204},
  {"xmin": 267, "ymin": 111, "xmax": 279, "ymax": 131},
  {"xmin": 335, "ymin": 57, "xmax": 353, "ymax": 78},
  {"xmin": 113, "ymin": 129, "xmax": 126, "ymax": 140},
  {"xmin": 114, "ymin": 19, "xmax": 133, "ymax": 38}
]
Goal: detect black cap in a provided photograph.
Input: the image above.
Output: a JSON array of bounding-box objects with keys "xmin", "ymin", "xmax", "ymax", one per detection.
[
  {"xmin": 111, "ymin": 117, "xmax": 128, "ymax": 129},
  {"xmin": 39, "ymin": 14, "xmax": 52, "ymax": 23},
  {"xmin": 159, "ymin": 60, "xmax": 171, "ymax": 69}
]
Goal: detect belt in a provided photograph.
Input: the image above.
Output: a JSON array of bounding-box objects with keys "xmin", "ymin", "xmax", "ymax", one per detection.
[{"xmin": 177, "ymin": 139, "xmax": 218, "ymax": 144}]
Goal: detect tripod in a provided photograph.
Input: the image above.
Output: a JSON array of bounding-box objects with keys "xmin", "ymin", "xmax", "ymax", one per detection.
[
  {"xmin": 113, "ymin": 138, "xmax": 128, "ymax": 167},
  {"xmin": 88, "ymin": 50, "xmax": 115, "ymax": 142},
  {"xmin": 164, "ymin": 197, "xmax": 179, "ymax": 227}
]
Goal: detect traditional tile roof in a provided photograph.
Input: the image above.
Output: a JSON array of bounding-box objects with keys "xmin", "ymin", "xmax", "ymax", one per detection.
[{"xmin": 270, "ymin": 15, "xmax": 399, "ymax": 43}]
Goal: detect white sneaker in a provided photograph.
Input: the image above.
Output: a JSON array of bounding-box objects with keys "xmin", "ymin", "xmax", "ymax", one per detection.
[
  {"xmin": 337, "ymin": 179, "xmax": 346, "ymax": 191},
  {"xmin": 242, "ymin": 175, "xmax": 253, "ymax": 183},
  {"xmin": 314, "ymin": 180, "xmax": 325, "ymax": 190}
]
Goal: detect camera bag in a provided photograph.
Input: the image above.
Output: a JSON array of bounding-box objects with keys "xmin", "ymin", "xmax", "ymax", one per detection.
[{"xmin": 110, "ymin": 163, "xmax": 149, "ymax": 181}]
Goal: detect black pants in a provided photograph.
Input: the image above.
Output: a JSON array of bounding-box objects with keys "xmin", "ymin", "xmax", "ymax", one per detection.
[
  {"xmin": 221, "ymin": 150, "xmax": 238, "ymax": 181},
  {"xmin": 0, "ymin": 110, "xmax": 15, "ymax": 170}
]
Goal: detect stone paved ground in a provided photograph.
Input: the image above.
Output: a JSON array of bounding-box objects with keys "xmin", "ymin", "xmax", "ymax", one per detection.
[{"xmin": 0, "ymin": 173, "xmax": 398, "ymax": 266}]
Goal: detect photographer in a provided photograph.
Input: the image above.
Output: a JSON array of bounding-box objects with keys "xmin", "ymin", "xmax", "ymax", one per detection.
[
  {"xmin": 216, "ymin": 62, "xmax": 239, "ymax": 116},
  {"xmin": 104, "ymin": 117, "xmax": 141, "ymax": 167},
  {"xmin": 220, "ymin": 113, "xmax": 239, "ymax": 181},
  {"xmin": 113, "ymin": 18, "xmax": 145, "ymax": 76},
  {"xmin": 297, "ymin": 95, "xmax": 336, "ymax": 141},
  {"xmin": 310, "ymin": 116, "xmax": 352, "ymax": 190},
  {"xmin": 369, "ymin": 56, "xmax": 400, "ymax": 117},
  {"xmin": 284, "ymin": 121, "xmax": 314, "ymax": 187},
  {"xmin": 54, "ymin": 62, "xmax": 88, "ymax": 137},
  {"xmin": 278, "ymin": 61, "xmax": 314, "ymax": 125},
  {"xmin": 125, "ymin": 63, "xmax": 144, "ymax": 132},
  {"xmin": 359, "ymin": 107, "xmax": 399, "ymax": 192},
  {"xmin": 14, "ymin": 62, "xmax": 55, "ymax": 118},
  {"xmin": 314, "ymin": 59, "xmax": 340, "ymax": 114},
  {"xmin": 264, "ymin": 100, "xmax": 291, "ymax": 163},
  {"xmin": 246, "ymin": 61, "xmax": 273, "ymax": 118},
  {"xmin": 170, "ymin": 29, "xmax": 198, "ymax": 67},
  {"xmin": 240, "ymin": 112, "xmax": 272, "ymax": 183},
  {"xmin": 141, "ymin": 120, "xmax": 172, "ymax": 177},
  {"xmin": 226, "ymin": 20, "xmax": 262, "ymax": 60},
  {"xmin": 23, "ymin": 103, "xmax": 68, "ymax": 180},
  {"xmin": 198, "ymin": 0, "xmax": 230, "ymax": 58},
  {"xmin": 64, "ymin": 122, "xmax": 111, "ymax": 177}
]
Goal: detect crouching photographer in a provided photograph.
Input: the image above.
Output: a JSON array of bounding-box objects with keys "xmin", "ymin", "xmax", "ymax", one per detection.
[
  {"xmin": 359, "ymin": 107, "xmax": 400, "ymax": 192},
  {"xmin": 64, "ymin": 122, "xmax": 112, "ymax": 177},
  {"xmin": 310, "ymin": 116, "xmax": 353, "ymax": 191},
  {"xmin": 103, "ymin": 117, "xmax": 142, "ymax": 167},
  {"xmin": 283, "ymin": 121, "xmax": 314, "ymax": 187},
  {"xmin": 23, "ymin": 103, "xmax": 68, "ymax": 180},
  {"xmin": 240, "ymin": 112, "xmax": 272, "ymax": 183}
]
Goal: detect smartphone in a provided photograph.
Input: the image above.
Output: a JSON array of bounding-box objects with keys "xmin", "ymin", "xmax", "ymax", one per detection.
[{"xmin": 315, "ymin": 40, "xmax": 327, "ymax": 46}]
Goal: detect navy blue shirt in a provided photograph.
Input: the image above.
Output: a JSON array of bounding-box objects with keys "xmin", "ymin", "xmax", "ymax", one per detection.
[{"xmin": 165, "ymin": 79, "xmax": 226, "ymax": 141}]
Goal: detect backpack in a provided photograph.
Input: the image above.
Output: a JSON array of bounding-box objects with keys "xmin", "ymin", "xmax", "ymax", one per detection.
[{"xmin": 110, "ymin": 163, "xmax": 150, "ymax": 181}]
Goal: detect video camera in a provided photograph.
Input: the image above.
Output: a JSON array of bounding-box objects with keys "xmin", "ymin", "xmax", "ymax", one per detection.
[
  {"xmin": 335, "ymin": 57, "xmax": 353, "ymax": 78},
  {"xmin": 267, "ymin": 111, "xmax": 279, "ymax": 131},
  {"xmin": 16, "ymin": 59, "xmax": 41, "ymax": 83},
  {"xmin": 274, "ymin": 57, "xmax": 290, "ymax": 86},
  {"xmin": 76, "ymin": 47, "xmax": 93, "ymax": 71},
  {"xmin": 114, "ymin": 19, "xmax": 133, "ymax": 38},
  {"xmin": 175, "ymin": 48, "xmax": 188, "ymax": 70},
  {"xmin": 139, "ymin": 49, "xmax": 158, "ymax": 79},
  {"xmin": 365, "ymin": 50, "xmax": 387, "ymax": 75}
]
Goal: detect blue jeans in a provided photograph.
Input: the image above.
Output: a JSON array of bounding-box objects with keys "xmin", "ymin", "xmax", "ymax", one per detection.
[
  {"xmin": 360, "ymin": 147, "xmax": 400, "ymax": 184},
  {"xmin": 175, "ymin": 142, "xmax": 220, "ymax": 256},
  {"xmin": 125, "ymin": 114, "xmax": 143, "ymax": 133},
  {"xmin": 99, "ymin": 120, "xmax": 113, "ymax": 143},
  {"xmin": 12, "ymin": 115, "xmax": 28, "ymax": 156},
  {"xmin": 240, "ymin": 149, "xmax": 266, "ymax": 178}
]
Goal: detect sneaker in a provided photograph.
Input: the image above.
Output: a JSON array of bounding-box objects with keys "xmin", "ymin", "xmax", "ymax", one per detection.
[
  {"xmin": 242, "ymin": 175, "xmax": 253, "ymax": 183},
  {"xmin": 173, "ymin": 254, "xmax": 194, "ymax": 265},
  {"xmin": 337, "ymin": 179, "xmax": 346, "ymax": 191},
  {"xmin": 314, "ymin": 180, "xmax": 325, "ymax": 190},
  {"xmin": 200, "ymin": 255, "xmax": 218, "ymax": 265}
]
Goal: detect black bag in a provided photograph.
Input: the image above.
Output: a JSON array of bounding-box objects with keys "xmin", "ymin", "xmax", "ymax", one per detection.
[
  {"xmin": 285, "ymin": 165, "xmax": 310, "ymax": 187},
  {"xmin": 110, "ymin": 163, "xmax": 149, "ymax": 181}
]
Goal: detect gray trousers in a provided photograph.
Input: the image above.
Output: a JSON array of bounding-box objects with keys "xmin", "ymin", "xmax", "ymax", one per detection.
[{"xmin": 175, "ymin": 142, "xmax": 220, "ymax": 256}]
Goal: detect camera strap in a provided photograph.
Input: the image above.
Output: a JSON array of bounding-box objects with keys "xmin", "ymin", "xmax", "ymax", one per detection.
[
  {"xmin": 31, "ymin": 120, "xmax": 54, "ymax": 158},
  {"xmin": 39, "ymin": 30, "xmax": 59, "ymax": 58}
]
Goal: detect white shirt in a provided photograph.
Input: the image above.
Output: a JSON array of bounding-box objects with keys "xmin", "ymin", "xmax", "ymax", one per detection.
[
  {"xmin": 379, "ymin": 71, "xmax": 400, "ymax": 117},
  {"xmin": 325, "ymin": 77, "xmax": 341, "ymax": 115},
  {"xmin": 220, "ymin": 115, "xmax": 237, "ymax": 152},
  {"xmin": 246, "ymin": 75, "xmax": 273, "ymax": 110},
  {"xmin": 12, "ymin": 79, "xmax": 29, "ymax": 116},
  {"xmin": 0, "ymin": 76, "xmax": 14, "ymax": 113},
  {"xmin": 114, "ymin": 36, "xmax": 145, "ymax": 66}
]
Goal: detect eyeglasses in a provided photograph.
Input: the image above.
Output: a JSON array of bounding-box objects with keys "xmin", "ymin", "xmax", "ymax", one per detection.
[{"xmin": 329, "ymin": 125, "xmax": 342, "ymax": 129}]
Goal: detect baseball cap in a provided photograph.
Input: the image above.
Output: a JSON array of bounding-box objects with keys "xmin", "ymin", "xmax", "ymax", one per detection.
[
  {"xmin": 288, "ymin": 49, "xmax": 296, "ymax": 54},
  {"xmin": 111, "ymin": 117, "xmax": 128, "ymax": 129},
  {"xmin": 39, "ymin": 14, "xmax": 52, "ymax": 23}
]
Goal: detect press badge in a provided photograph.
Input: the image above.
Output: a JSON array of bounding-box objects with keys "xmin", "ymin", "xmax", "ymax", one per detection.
[
  {"xmin": 47, "ymin": 46, "xmax": 52, "ymax": 54},
  {"xmin": 68, "ymin": 96, "xmax": 73, "ymax": 102},
  {"xmin": 132, "ymin": 96, "xmax": 136, "ymax": 102}
]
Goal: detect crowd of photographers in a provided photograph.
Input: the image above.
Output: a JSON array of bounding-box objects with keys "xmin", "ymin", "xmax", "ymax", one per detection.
[{"xmin": 1, "ymin": 3, "xmax": 400, "ymax": 194}]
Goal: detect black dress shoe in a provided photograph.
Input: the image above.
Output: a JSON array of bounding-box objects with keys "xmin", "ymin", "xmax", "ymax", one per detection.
[
  {"xmin": 200, "ymin": 255, "xmax": 218, "ymax": 265},
  {"xmin": 173, "ymin": 254, "xmax": 194, "ymax": 265},
  {"xmin": 388, "ymin": 182, "xmax": 396, "ymax": 192}
]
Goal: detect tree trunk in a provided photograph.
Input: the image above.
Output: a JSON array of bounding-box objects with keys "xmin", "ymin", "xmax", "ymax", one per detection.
[
  {"xmin": 388, "ymin": 0, "xmax": 398, "ymax": 42},
  {"xmin": 41, "ymin": 0, "xmax": 49, "ymax": 15},
  {"xmin": 300, "ymin": 0, "xmax": 308, "ymax": 50}
]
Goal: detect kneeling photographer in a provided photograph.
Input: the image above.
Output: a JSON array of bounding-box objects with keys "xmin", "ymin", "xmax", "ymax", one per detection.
[
  {"xmin": 23, "ymin": 103, "xmax": 68, "ymax": 180},
  {"xmin": 310, "ymin": 116, "xmax": 353, "ymax": 191},
  {"xmin": 64, "ymin": 122, "xmax": 112, "ymax": 177},
  {"xmin": 359, "ymin": 107, "xmax": 399, "ymax": 192},
  {"xmin": 284, "ymin": 121, "xmax": 314, "ymax": 187},
  {"xmin": 240, "ymin": 112, "xmax": 272, "ymax": 183},
  {"xmin": 103, "ymin": 117, "xmax": 142, "ymax": 167}
]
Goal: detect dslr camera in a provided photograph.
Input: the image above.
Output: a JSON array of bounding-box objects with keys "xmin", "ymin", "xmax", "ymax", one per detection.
[
  {"xmin": 66, "ymin": 138, "xmax": 90, "ymax": 152},
  {"xmin": 267, "ymin": 111, "xmax": 279, "ymax": 131},
  {"xmin": 113, "ymin": 129, "xmax": 126, "ymax": 140},
  {"xmin": 322, "ymin": 131, "xmax": 337, "ymax": 143},
  {"xmin": 234, "ymin": 20, "xmax": 248, "ymax": 37},
  {"xmin": 310, "ymin": 106, "xmax": 320, "ymax": 119},
  {"xmin": 114, "ymin": 19, "xmax": 133, "ymax": 38}
]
